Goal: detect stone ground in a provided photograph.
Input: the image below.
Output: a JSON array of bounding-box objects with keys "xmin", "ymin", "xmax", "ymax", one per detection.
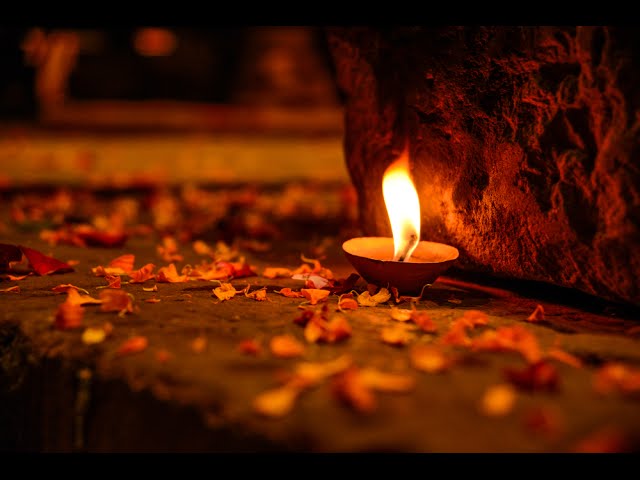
[{"xmin": 1, "ymin": 197, "xmax": 640, "ymax": 452}]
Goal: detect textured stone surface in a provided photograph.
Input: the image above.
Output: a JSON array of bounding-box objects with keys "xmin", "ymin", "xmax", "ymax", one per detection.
[{"xmin": 327, "ymin": 26, "xmax": 640, "ymax": 305}]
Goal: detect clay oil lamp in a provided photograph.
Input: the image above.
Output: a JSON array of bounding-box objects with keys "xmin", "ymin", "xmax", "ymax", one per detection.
[{"xmin": 343, "ymin": 146, "xmax": 459, "ymax": 296}]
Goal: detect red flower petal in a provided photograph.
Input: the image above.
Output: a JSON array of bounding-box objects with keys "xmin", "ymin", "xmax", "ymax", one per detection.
[{"xmin": 20, "ymin": 245, "xmax": 74, "ymax": 275}]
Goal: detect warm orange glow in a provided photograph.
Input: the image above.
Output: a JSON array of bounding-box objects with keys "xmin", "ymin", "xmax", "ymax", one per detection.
[
  {"xmin": 382, "ymin": 146, "xmax": 421, "ymax": 261},
  {"xmin": 134, "ymin": 28, "xmax": 177, "ymax": 57}
]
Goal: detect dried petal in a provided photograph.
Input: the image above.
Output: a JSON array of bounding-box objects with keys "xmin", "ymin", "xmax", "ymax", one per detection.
[
  {"xmin": 301, "ymin": 288, "xmax": 330, "ymax": 305},
  {"xmin": 381, "ymin": 325, "xmax": 413, "ymax": 346},
  {"xmin": 212, "ymin": 282, "xmax": 238, "ymax": 301},
  {"xmin": 331, "ymin": 367, "xmax": 376, "ymax": 414},
  {"xmin": 328, "ymin": 273, "xmax": 360, "ymax": 295},
  {"xmin": 66, "ymin": 288, "xmax": 103, "ymax": 306},
  {"xmin": 145, "ymin": 297, "xmax": 161, "ymax": 303},
  {"xmin": 304, "ymin": 319, "xmax": 325, "ymax": 343},
  {"xmin": 262, "ymin": 267, "xmax": 293, "ymax": 279},
  {"xmin": 390, "ymin": 306, "xmax": 413, "ymax": 322},
  {"xmin": 99, "ymin": 289, "xmax": 135, "ymax": 314},
  {"xmin": 547, "ymin": 348, "xmax": 583, "ymax": 369},
  {"xmin": 20, "ymin": 245, "xmax": 73, "ymax": 275},
  {"xmin": 275, "ymin": 288, "xmax": 304, "ymax": 298},
  {"xmin": 461, "ymin": 310, "xmax": 489, "ymax": 327},
  {"xmin": 410, "ymin": 345, "xmax": 451, "ymax": 373},
  {"xmin": 82, "ymin": 327, "xmax": 106, "ymax": 345},
  {"xmin": 105, "ymin": 274, "xmax": 121, "ymax": 289},
  {"xmin": 504, "ymin": 361, "xmax": 559, "ymax": 392},
  {"xmin": 129, "ymin": 263, "xmax": 156, "ymax": 283},
  {"xmin": 143, "ymin": 285, "xmax": 158, "ymax": 292},
  {"xmin": 6, "ymin": 274, "xmax": 30, "ymax": 281},
  {"xmin": 593, "ymin": 362, "xmax": 640, "ymax": 396},
  {"xmin": 55, "ymin": 302, "xmax": 84, "ymax": 330},
  {"xmin": 338, "ymin": 294, "xmax": 358, "ymax": 312},
  {"xmin": 108, "ymin": 254, "xmax": 135, "ymax": 274},
  {"xmin": 238, "ymin": 339, "xmax": 262, "ymax": 356},
  {"xmin": 357, "ymin": 288, "xmax": 391, "ymax": 307},
  {"xmin": 253, "ymin": 385, "xmax": 301, "ymax": 418},
  {"xmin": 293, "ymin": 307, "xmax": 317, "ymax": 326},
  {"xmin": 156, "ymin": 263, "xmax": 188, "ymax": 283},
  {"xmin": 157, "ymin": 236, "xmax": 184, "ymax": 263},
  {"xmin": 411, "ymin": 310, "xmax": 437, "ymax": 333},
  {"xmin": 117, "ymin": 336, "xmax": 148, "ymax": 355},
  {"xmin": 270, "ymin": 335, "xmax": 306, "ymax": 358},
  {"xmin": 192, "ymin": 240, "xmax": 213, "ymax": 256},
  {"xmin": 527, "ymin": 304, "xmax": 545, "ymax": 323},
  {"xmin": 479, "ymin": 384, "xmax": 517, "ymax": 417},
  {"xmin": 440, "ymin": 321, "xmax": 472, "ymax": 347},
  {"xmin": 359, "ymin": 368, "xmax": 416, "ymax": 393},
  {"xmin": 305, "ymin": 314, "xmax": 352, "ymax": 344},
  {"xmin": 471, "ymin": 325, "xmax": 542, "ymax": 364},
  {"xmin": 245, "ymin": 286, "xmax": 268, "ymax": 301},
  {"xmin": 293, "ymin": 355, "xmax": 353, "ymax": 386},
  {"xmin": 0, "ymin": 285, "xmax": 20, "ymax": 293},
  {"xmin": 52, "ymin": 284, "xmax": 90, "ymax": 294}
]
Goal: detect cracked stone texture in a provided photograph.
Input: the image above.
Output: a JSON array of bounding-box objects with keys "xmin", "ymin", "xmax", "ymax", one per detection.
[{"xmin": 327, "ymin": 26, "xmax": 640, "ymax": 305}]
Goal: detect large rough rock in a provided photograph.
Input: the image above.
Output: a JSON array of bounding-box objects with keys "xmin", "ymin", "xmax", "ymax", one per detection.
[{"xmin": 327, "ymin": 26, "xmax": 640, "ymax": 305}]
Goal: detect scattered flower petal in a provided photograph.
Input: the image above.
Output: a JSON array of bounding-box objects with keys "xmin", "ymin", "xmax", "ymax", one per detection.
[
  {"xmin": 66, "ymin": 288, "xmax": 103, "ymax": 306},
  {"xmin": 253, "ymin": 385, "xmax": 302, "ymax": 418},
  {"xmin": 301, "ymin": 288, "xmax": 330, "ymax": 305},
  {"xmin": 479, "ymin": 384, "xmax": 517, "ymax": 417},
  {"xmin": 337, "ymin": 293, "xmax": 358, "ymax": 312},
  {"xmin": 143, "ymin": 285, "xmax": 158, "ymax": 292},
  {"xmin": 244, "ymin": 286, "xmax": 268, "ymax": 301},
  {"xmin": 145, "ymin": 297, "xmax": 161, "ymax": 303},
  {"xmin": 52, "ymin": 284, "xmax": 90, "ymax": 295},
  {"xmin": 117, "ymin": 336, "xmax": 148, "ymax": 355},
  {"xmin": 156, "ymin": 263, "xmax": 188, "ymax": 283},
  {"xmin": 359, "ymin": 368, "xmax": 416, "ymax": 393},
  {"xmin": 55, "ymin": 302, "xmax": 84, "ymax": 330},
  {"xmin": 527, "ymin": 304, "xmax": 545, "ymax": 323},
  {"xmin": 82, "ymin": 327, "xmax": 107, "ymax": 345},
  {"xmin": 504, "ymin": 361, "xmax": 559, "ymax": 392},
  {"xmin": 546, "ymin": 348, "xmax": 583, "ymax": 369},
  {"xmin": 357, "ymin": 288, "xmax": 391, "ymax": 307},
  {"xmin": 593, "ymin": 362, "xmax": 640, "ymax": 397},
  {"xmin": 20, "ymin": 245, "xmax": 73, "ymax": 275},
  {"xmin": 270, "ymin": 335, "xmax": 306, "ymax": 358},
  {"xmin": 410, "ymin": 345, "xmax": 451, "ymax": 373},
  {"xmin": 212, "ymin": 282, "xmax": 238, "ymax": 301},
  {"xmin": 157, "ymin": 236, "xmax": 184, "ymax": 263},
  {"xmin": 108, "ymin": 254, "xmax": 135, "ymax": 274},
  {"xmin": 0, "ymin": 285, "xmax": 20, "ymax": 293},
  {"xmin": 238, "ymin": 339, "xmax": 262, "ymax": 356},
  {"xmin": 331, "ymin": 367, "xmax": 377, "ymax": 414},
  {"xmin": 262, "ymin": 267, "xmax": 293, "ymax": 279},
  {"xmin": 411, "ymin": 310, "xmax": 437, "ymax": 333},
  {"xmin": 390, "ymin": 306, "xmax": 413, "ymax": 322},
  {"xmin": 99, "ymin": 289, "xmax": 135, "ymax": 314},
  {"xmin": 105, "ymin": 274, "xmax": 121, "ymax": 289},
  {"xmin": 381, "ymin": 325, "xmax": 413, "ymax": 346},
  {"xmin": 129, "ymin": 263, "xmax": 156, "ymax": 283},
  {"xmin": 275, "ymin": 288, "xmax": 304, "ymax": 298}
]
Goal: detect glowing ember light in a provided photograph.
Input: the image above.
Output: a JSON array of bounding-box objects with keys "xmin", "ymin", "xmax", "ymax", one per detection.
[{"xmin": 382, "ymin": 146, "xmax": 421, "ymax": 261}]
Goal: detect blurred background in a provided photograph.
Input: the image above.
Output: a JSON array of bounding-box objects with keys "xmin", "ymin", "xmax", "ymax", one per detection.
[{"xmin": 0, "ymin": 26, "xmax": 349, "ymax": 187}]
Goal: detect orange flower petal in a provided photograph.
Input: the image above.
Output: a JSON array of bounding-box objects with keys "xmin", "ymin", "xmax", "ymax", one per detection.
[
  {"xmin": 52, "ymin": 284, "xmax": 89, "ymax": 294},
  {"xmin": 301, "ymin": 288, "xmax": 330, "ymax": 305},
  {"xmin": 410, "ymin": 345, "xmax": 451, "ymax": 373},
  {"xmin": 117, "ymin": 336, "xmax": 148, "ymax": 355},
  {"xmin": 55, "ymin": 302, "xmax": 84, "ymax": 330},
  {"xmin": 108, "ymin": 254, "xmax": 135, "ymax": 273},
  {"xmin": 0, "ymin": 285, "xmax": 20, "ymax": 293},
  {"xmin": 381, "ymin": 325, "xmax": 413, "ymax": 346},
  {"xmin": 238, "ymin": 339, "xmax": 262, "ymax": 356},
  {"xmin": 411, "ymin": 310, "xmax": 437, "ymax": 333},
  {"xmin": 331, "ymin": 367, "xmax": 376, "ymax": 414},
  {"xmin": 547, "ymin": 347, "xmax": 583, "ymax": 369},
  {"xmin": 105, "ymin": 274, "xmax": 121, "ymax": 289},
  {"xmin": 99, "ymin": 289, "xmax": 135, "ymax": 314},
  {"xmin": 129, "ymin": 263, "xmax": 156, "ymax": 283},
  {"xmin": 212, "ymin": 282, "xmax": 238, "ymax": 301},
  {"xmin": 359, "ymin": 368, "xmax": 416, "ymax": 393},
  {"xmin": 276, "ymin": 288, "xmax": 304, "ymax": 298},
  {"xmin": 270, "ymin": 335, "xmax": 306, "ymax": 358},
  {"xmin": 244, "ymin": 286, "xmax": 268, "ymax": 301},
  {"xmin": 262, "ymin": 267, "xmax": 293, "ymax": 279},
  {"xmin": 66, "ymin": 288, "xmax": 103, "ymax": 306},
  {"xmin": 479, "ymin": 384, "xmax": 517, "ymax": 417},
  {"xmin": 253, "ymin": 385, "xmax": 301, "ymax": 418},
  {"xmin": 527, "ymin": 304, "xmax": 545, "ymax": 323},
  {"xmin": 156, "ymin": 264, "xmax": 188, "ymax": 283}
]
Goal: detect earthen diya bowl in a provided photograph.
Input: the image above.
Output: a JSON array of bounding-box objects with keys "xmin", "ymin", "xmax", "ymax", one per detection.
[{"xmin": 342, "ymin": 237, "xmax": 459, "ymax": 296}]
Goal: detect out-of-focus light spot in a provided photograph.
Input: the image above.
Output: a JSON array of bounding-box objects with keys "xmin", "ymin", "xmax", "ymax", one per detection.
[{"xmin": 133, "ymin": 28, "xmax": 177, "ymax": 57}]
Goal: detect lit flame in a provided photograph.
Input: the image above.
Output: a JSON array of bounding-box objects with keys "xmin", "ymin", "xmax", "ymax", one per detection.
[{"xmin": 382, "ymin": 146, "xmax": 421, "ymax": 262}]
